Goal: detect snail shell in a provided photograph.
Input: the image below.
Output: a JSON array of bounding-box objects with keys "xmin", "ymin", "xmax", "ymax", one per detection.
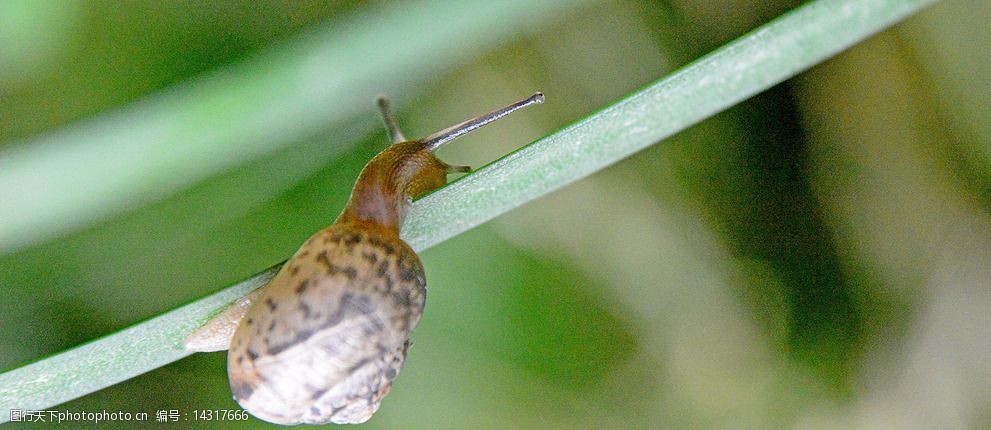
[{"xmin": 228, "ymin": 224, "xmax": 424, "ymax": 424}]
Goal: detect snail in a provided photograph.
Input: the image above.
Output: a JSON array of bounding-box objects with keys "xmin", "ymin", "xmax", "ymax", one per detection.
[{"xmin": 184, "ymin": 92, "xmax": 544, "ymax": 425}]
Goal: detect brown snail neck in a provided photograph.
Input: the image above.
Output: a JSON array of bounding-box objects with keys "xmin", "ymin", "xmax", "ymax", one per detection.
[
  {"xmin": 335, "ymin": 141, "xmax": 446, "ymax": 232},
  {"xmin": 337, "ymin": 92, "xmax": 544, "ymax": 233}
]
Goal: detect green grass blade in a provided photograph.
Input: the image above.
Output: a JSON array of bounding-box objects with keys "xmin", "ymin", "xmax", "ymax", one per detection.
[
  {"xmin": 0, "ymin": 0, "xmax": 590, "ymax": 255},
  {"xmin": 0, "ymin": 265, "xmax": 278, "ymax": 423},
  {"xmin": 0, "ymin": 0, "xmax": 938, "ymax": 422},
  {"xmin": 405, "ymin": 0, "xmax": 940, "ymax": 249}
]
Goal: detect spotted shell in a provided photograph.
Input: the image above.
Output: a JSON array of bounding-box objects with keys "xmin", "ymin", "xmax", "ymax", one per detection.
[{"xmin": 227, "ymin": 223, "xmax": 426, "ymax": 425}]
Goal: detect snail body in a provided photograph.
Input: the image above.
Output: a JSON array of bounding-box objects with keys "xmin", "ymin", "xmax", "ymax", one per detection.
[{"xmin": 185, "ymin": 92, "xmax": 543, "ymax": 425}]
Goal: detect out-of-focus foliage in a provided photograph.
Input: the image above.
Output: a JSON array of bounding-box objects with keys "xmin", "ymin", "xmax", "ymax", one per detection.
[{"xmin": 1, "ymin": 0, "xmax": 988, "ymax": 429}]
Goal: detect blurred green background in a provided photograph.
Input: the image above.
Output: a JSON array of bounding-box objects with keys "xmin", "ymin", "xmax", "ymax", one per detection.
[{"xmin": 2, "ymin": 0, "xmax": 989, "ymax": 428}]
